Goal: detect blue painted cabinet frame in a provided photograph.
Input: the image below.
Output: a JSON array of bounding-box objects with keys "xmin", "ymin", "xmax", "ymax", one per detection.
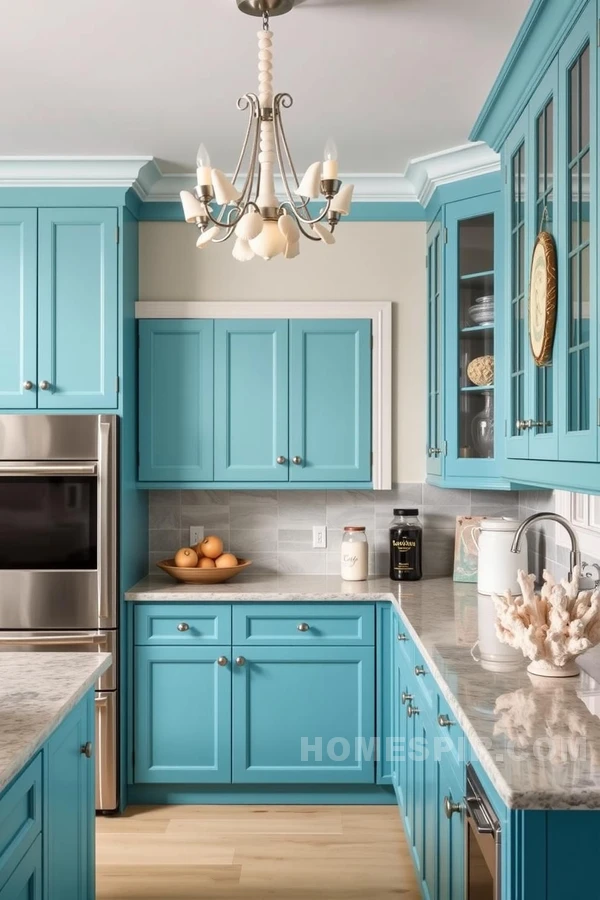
[
  {"xmin": 426, "ymin": 217, "xmax": 444, "ymax": 478},
  {"xmin": 0, "ymin": 209, "xmax": 37, "ymax": 409}
]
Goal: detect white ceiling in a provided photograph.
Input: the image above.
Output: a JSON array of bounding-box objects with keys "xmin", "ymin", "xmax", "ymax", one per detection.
[{"xmin": 0, "ymin": 0, "xmax": 530, "ymax": 175}]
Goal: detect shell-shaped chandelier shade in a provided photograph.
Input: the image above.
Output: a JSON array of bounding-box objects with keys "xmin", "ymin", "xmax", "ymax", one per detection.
[{"xmin": 180, "ymin": 10, "xmax": 353, "ymax": 261}]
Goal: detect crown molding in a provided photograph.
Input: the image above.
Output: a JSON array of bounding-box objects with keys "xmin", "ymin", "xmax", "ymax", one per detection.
[{"xmin": 0, "ymin": 144, "xmax": 500, "ymax": 207}]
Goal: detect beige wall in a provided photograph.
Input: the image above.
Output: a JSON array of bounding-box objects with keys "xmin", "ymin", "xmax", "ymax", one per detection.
[{"xmin": 139, "ymin": 221, "xmax": 427, "ymax": 483}]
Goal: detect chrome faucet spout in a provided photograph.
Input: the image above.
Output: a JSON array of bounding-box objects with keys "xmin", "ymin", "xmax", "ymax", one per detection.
[{"xmin": 511, "ymin": 512, "xmax": 581, "ymax": 580}]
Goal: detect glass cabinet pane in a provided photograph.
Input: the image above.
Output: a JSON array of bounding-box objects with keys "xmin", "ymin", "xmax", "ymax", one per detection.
[
  {"xmin": 427, "ymin": 228, "xmax": 442, "ymax": 464},
  {"xmin": 567, "ymin": 42, "xmax": 591, "ymax": 433},
  {"xmin": 457, "ymin": 214, "xmax": 495, "ymax": 458},
  {"xmin": 533, "ymin": 96, "xmax": 554, "ymax": 435},
  {"xmin": 509, "ymin": 142, "xmax": 526, "ymax": 437}
]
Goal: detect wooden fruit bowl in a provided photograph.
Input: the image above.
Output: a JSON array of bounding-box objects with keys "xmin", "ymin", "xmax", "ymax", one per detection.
[{"xmin": 156, "ymin": 558, "xmax": 252, "ymax": 584}]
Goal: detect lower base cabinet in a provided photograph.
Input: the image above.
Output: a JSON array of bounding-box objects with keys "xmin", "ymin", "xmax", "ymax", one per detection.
[{"xmin": 0, "ymin": 693, "xmax": 95, "ymax": 900}]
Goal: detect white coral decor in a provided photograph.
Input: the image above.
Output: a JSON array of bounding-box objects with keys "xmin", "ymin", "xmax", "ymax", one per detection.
[{"xmin": 493, "ymin": 567, "xmax": 600, "ymax": 677}]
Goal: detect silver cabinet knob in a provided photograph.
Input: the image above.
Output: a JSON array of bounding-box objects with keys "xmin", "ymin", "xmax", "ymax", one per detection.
[
  {"xmin": 80, "ymin": 741, "xmax": 93, "ymax": 758},
  {"xmin": 438, "ymin": 714, "xmax": 454, "ymax": 728},
  {"xmin": 39, "ymin": 380, "xmax": 50, "ymax": 391},
  {"xmin": 23, "ymin": 381, "xmax": 33, "ymax": 391},
  {"xmin": 276, "ymin": 456, "xmax": 287, "ymax": 465},
  {"xmin": 444, "ymin": 796, "xmax": 462, "ymax": 819},
  {"xmin": 401, "ymin": 691, "xmax": 413, "ymax": 705},
  {"xmin": 516, "ymin": 419, "xmax": 529, "ymax": 431},
  {"xmin": 428, "ymin": 447, "xmax": 442, "ymax": 456},
  {"xmin": 407, "ymin": 703, "xmax": 420, "ymax": 718},
  {"xmin": 177, "ymin": 622, "xmax": 190, "ymax": 632},
  {"xmin": 414, "ymin": 665, "xmax": 426, "ymax": 676},
  {"xmin": 292, "ymin": 456, "xmax": 302, "ymax": 465},
  {"xmin": 297, "ymin": 623, "xmax": 310, "ymax": 632},
  {"xmin": 236, "ymin": 656, "xmax": 246, "ymax": 666},
  {"xmin": 397, "ymin": 633, "xmax": 408, "ymax": 642},
  {"xmin": 217, "ymin": 656, "xmax": 228, "ymax": 667}
]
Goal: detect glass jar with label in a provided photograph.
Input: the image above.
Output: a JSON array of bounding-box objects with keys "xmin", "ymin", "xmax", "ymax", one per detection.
[
  {"xmin": 389, "ymin": 509, "xmax": 422, "ymax": 581},
  {"xmin": 340, "ymin": 526, "xmax": 368, "ymax": 581}
]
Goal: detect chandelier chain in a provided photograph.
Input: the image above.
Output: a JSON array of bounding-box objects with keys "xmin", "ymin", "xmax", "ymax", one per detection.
[{"xmin": 262, "ymin": 11, "xmax": 270, "ymax": 30}]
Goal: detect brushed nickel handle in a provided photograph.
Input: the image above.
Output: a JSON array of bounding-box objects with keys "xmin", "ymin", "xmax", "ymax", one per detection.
[
  {"xmin": 444, "ymin": 796, "xmax": 462, "ymax": 819},
  {"xmin": 529, "ymin": 421, "xmax": 552, "ymax": 428},
  {"xmin": 39, "ymin": 380, "xmax": 50, "ymax": 391},
  {"xmin": 407, "ymin": 703, "xmax": 419, "ymax": 718},
  {"xmin": 23, "ymin": 381, "xmax": 33, "ymax": 390},
  {"xmin": 297, "ymin": 622, "xmax": 310, "ymax": 632},
  {"xmin": 81, "ymin": 741, "xmax": 93, "ymax": 758},
  {"xmin": 276, "ymin": 456, "xmax": 287, "ymax": 464},
  {"xmin": 429, "ymin": 447, "xmax": 442, "ymax": 456},
  {"xmin": 414, "ymin": 665, "xmax": 426, "ymax": 676},
  {"xmin": 401, "ymin": 691, "xmax": 413, "ymax": 705},
  {"xmin": 177, "ymin": 622, "xmax": 190, "ymax": 632},
  {"xmin": 236, "ymin": 656, "xmax": 246, "ymax": 666},
  {"xmin": 516, "ymin": 419, "xmax": 530, "ymax": 431},
  {"xmin": 397, "ymin": 633, "xmax": 408, "ymax": 642},
  {"xmin": 292, "ymin": 456, "xmax": 302, "ymax": 465},
  {"xmin": 438, "ymin": 714, "xmax": 454, "ymax": 728},
  {"xmin": 217, "ymin": 656, "xmax": 228, "ymax": 666}
]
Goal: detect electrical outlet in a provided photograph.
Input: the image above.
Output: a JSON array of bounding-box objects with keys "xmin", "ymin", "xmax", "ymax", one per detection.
[
  {"xmin": 189, "ymin": 525, "xmax": 205, "ymax": 547},
  {"xmin": 312, "ymin": 525, "xmax": 327, "ymax": 549}
]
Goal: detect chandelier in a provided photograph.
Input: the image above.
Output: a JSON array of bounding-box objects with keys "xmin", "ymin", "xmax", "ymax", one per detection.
[{"xmin": 179, "ymin": 0, "xmax": 354, "ymax": 261}]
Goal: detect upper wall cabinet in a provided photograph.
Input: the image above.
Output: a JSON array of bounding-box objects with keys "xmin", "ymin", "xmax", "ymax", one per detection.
[
  {"xmin": 0, "ymin": 207, "xmax": 119, "ymax": 411},
  {"xmin": 138, "ymin": 318, "xmax": 372, "ymax": 488}
]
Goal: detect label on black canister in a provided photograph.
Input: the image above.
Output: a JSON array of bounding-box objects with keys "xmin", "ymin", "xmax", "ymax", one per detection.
[{"xmin": 389, "ymin": 527, "xmax": 422, "ymax": 581}]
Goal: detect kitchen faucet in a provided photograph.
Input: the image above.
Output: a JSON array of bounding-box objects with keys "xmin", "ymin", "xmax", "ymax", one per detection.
[{"xmin": 511, "ymin": 512, "xmax": 581, "ymax": 580}]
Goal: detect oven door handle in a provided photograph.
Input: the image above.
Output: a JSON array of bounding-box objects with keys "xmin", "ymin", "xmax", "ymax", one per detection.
[
  {"xmin": 97, "ymin": 420, "xmax": 111, "ymax": 622},
  {"xmin": 0, "ymin": 633, "xmax": 106, "ymax": 646},
  {"xmin": 0, "ymin": 463, "xmax": 97, "ymax": 476},
  {"xmin": 465, "ymin": 794, "xmax": 495, "ymax": 834}
]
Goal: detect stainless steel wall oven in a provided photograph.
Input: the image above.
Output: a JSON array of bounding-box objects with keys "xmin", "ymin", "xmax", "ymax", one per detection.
[{"xmin": 0, "ymin": 415, "xmax": 119, "ymax": 811}]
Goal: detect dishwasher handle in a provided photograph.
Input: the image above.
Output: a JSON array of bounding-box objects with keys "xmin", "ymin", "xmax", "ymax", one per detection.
[
  {"xmin": 465, "ymin": 793, "xmax": 495, "ymax": 834},
  {"xmin": 0, "ymin": 633, "xmax": 106, "ymax": 646}
]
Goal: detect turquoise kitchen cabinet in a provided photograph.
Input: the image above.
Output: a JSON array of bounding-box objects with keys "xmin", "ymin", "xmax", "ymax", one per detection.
[
  {"xmin": 214, "ymin": 319, "xmax": 288, "ymax": 482},
  {"xmin": 138, "ymin": 319, "xmax": 214, "ymax": 483},
  {"xmin": 0, "ymin": 836, "xmax": 42, "ymax": 900},
  {"xmin": 0, "ymin": 210, "xmax": 37, "ymax": 409},
  {"xmin": 232, "ymin": 645, "xmax": 375, "ymax": 784},
  {"xmin": 45, "ymin": 692, "xmax": 95, "ymax": 900},
  {"xmin": 426, "ymin": 217, "xmax": 444, "ymax": 477},
  {"xmin": 376, "ymin": 605, "xmax": 393, "ymax": 785},
  {"xmin": 411, "ymin": 704, "xmax": 438, "ymax": 900},
  {"xmin": 138, "ymin": 317, "xmax": 372, "ymax": 487},
  {"xmin": 133, "ymin": 645, "xmax": 231, "ymax": 784},
  {"xmin": 289, "ymin": 319, "xmax": 371, "ymax": 483},
  {"xmin": 37, "ymin": 208, "xmax": 118, "ymax": 409},
  {"xmin": 437, "ymin": 751, "xmax": 465, "ymax": 900}
]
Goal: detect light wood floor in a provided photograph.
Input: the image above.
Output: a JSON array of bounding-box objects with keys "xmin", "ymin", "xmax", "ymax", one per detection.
[{"xmin": 96, "ymin": 805, "xmax": 420, "ymax": 900}]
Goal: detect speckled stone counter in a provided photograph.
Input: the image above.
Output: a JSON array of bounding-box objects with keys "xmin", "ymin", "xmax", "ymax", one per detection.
[
  {"xmin": 0, "ymin": 652, "xmax": 111, "ymax": 793},
  {"xmin": 126, "ymin": 572, "xmax": 600, "ymax": 809}
]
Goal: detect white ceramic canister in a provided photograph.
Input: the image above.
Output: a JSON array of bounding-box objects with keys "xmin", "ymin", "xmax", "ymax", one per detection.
[
  {"xmin": 476, "ymin": 517, "xmax": 528, "ymax": 596},
  {"xmin": 340, "ymin": 526, "xmax": 368, "ymax": 581},
  {"xmin": 471, "ymin": 593, "xmax": 523, "ymax": 672}
]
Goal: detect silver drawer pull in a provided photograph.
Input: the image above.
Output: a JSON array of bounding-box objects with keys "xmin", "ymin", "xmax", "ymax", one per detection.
[
  {"xmin": 397, "ymin": 633, "xmax": 408, "ymax": 642},
  {"xmin": 401, "ymin": 691, "xmax": 413, "ymax": 705},
  {"xmin": 177, "ymin": 623, "xmax": 190, "ymax": 632},
  {"xmin": 438, "ymin": 714, "xmax": 454, "ymax": 728},
  {"xmin": 236, "ymin": 656, "xmax": 246, "ymax": 666},
  {"xmin": 444, "ymin": 796, "xmax": 462, "ymax": 819},
  {"xmin": 81, "ymin": 742, "xmax": 93, "ymax": 759},
  {"xmin": 276, "ymin": 456, "xmax": 287, "ymax": 464},
  {"xmin": 297, "ymin": 623, "xmax": 310, "ymax": 632},
  {"xmin": 217, "ymin": 656, "xmax": 228, "ymax": 666},
  {"xmin": 414, "ymin": 665, "xmax": 426, "ymax": 676},
  {"xmin": 39, "ymin": 380, "xmax": 50, "ymax": 390},
  {"xmin": 407, "ymin": 703, "xmax": 420, "ymax": 718},
  {"xmin": 23, "ymin": 380, "xmax": 33, "ymax": 390}
]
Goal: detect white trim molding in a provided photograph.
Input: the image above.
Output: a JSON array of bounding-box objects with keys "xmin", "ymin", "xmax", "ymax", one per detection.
[
  {"xmin": 0, "ymin": 143, "xmax": 500, "ymax": 206},
  {"xmin": 135, "ymin": 300, "xmax": 393, "ymax": 490},
  {"xmin": 555, "ymin": 491, "xmax": 600, "ymax": 561}
]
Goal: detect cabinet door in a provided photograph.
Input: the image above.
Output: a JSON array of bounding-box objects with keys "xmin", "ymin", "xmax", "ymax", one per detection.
[
  {"xmin": 438, "ymin": 753, "xmax": 465, "ymax": 900},
  {"xmin": 505, "ymin": 111, "xmax": 530, "ymax": 459},
  {"xmin": 412, "ymin": 707, "xmax": 437, "ymax": 900},
  {"xmin": 38, "ymin": 208, "xmax": 118, "ymax": 409},
  {"xmin": 232, "ymin": 646, "xmax": 375, "ymax": 784},
  {"xmin": 289, "ymin": 319, "xmax": 371, "ymax": 482},
  {"xmin": 376, "ymin": 605, "xmax": 393, "ymax": 785},
  {"xmin": 214, "ymin": 319, "xmax": 288, "ymax": 481},
  {"xmin": 138, "ymin": 320, "xmax": 214, "ymax": 483},
  {"xmin": 426, "ymin": 219, "xmax": 444, "ymax": 475},
  {"xmin": 0, "ymin": 210, "xmax": 37, "ymax": 409},
  {"xmin": 0, "ymin": 835, "xmax": 42, "ymax": 900},
  {"xmin": 134, "ymin": 646, "xmax": 231, "ymax": 783},
  {"xmin": 557, "ymin": 6, "xmax": 598, "ymax": 462},
  {"xmin": 46, "ymin": 693, "xmax": 95, "ymax": 900}
]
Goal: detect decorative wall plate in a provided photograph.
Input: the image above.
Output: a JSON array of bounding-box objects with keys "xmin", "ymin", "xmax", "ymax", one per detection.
[{"xmin": 528, "ymin": 231, "xmax": 557, "ymax": 366}]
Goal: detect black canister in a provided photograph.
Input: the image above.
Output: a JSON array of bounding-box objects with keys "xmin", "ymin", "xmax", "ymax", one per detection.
[{"xmin": 389, "ymin": 508, "xmax": 423, "ymax": 581}]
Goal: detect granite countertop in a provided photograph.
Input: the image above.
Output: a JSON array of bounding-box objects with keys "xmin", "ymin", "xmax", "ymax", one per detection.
[
  {"xmin": 0, "ymin": 652, "xmax": 111, "ymax": 794},
  {"xmin": 126, "ymin": 572, "xmax": 600, "ymax": 810}
]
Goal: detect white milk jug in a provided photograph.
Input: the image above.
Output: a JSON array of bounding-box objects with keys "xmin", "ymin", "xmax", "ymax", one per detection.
[{"xmin": 476, "ymin": 518, "xmax": 528, "ymax": 596}]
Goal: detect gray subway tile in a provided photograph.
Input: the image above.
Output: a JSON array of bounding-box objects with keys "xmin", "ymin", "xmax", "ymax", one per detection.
[
  {"xmin": 180, "ymin": 490, "xmax": 229, "ymax": 505},
  {"xmin": 231, "ymin": 528, "xmax": 277, "ymax": 553},
  {"xmin": 277, "ymin": 551, "xmax": 327, "ymax": 575},
  {"xmin": 181, "ymin": 505, "xmax": 230, "ymax": 528},
  {"xmin": 149, "ymin": 529, "xmax": 181, "ymax": 552}
]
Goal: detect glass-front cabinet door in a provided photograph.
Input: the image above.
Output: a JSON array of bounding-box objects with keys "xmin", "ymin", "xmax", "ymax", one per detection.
[
  {"xmin": 444, "ymin": 192, "xmax": 503, "ymax": 480},
  {"xmin": 558, "ymin": 6, "xmax": 597, "ymax": 462},
  {"xmin": 426, "ymin": 217, "xmax": 444, "ymax": 477}
]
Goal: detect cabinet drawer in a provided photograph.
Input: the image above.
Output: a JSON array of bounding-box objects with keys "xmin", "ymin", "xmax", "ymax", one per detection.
[
  {"xmin": 436, "ymin": 694, "xmax": 465, "ymax": 767},
  {"xmin": 233, "ymin": 604, "xmax": 374, "ymax": 646},
  {"xmin": 0, "ymin": 754, "xmax": 42, "ymax": 891},
  {"xmin": 134, "ymin": 604, "xmax": 232, "ymax": 645},
  {"xmin": 411, "ymin": 645, "xmax": 435, "ymax": 711},
  {"xmin": 394, "ymin": 616, "xmax": 414, "ymax": 670}
]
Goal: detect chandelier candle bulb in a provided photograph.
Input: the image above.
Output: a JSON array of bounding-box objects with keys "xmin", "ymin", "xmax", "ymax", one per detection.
[
  {"xmin": 195, "ymin": 143, "xmax": 212, "ymax": 187},
  {"xmin": 323, "ymin": 138, "xmax": 339, "ymax": 179}
]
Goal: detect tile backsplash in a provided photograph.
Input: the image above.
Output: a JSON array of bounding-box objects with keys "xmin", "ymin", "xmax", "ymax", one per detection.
[{"xmin": 148, "ymin": 485, "xmax": 521, "ymax": 577}]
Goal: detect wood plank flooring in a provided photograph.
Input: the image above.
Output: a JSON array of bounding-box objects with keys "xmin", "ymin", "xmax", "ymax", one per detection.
[{"xmin": 96, "ymin": 805, "xmax": 420, "ymax": 900}]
